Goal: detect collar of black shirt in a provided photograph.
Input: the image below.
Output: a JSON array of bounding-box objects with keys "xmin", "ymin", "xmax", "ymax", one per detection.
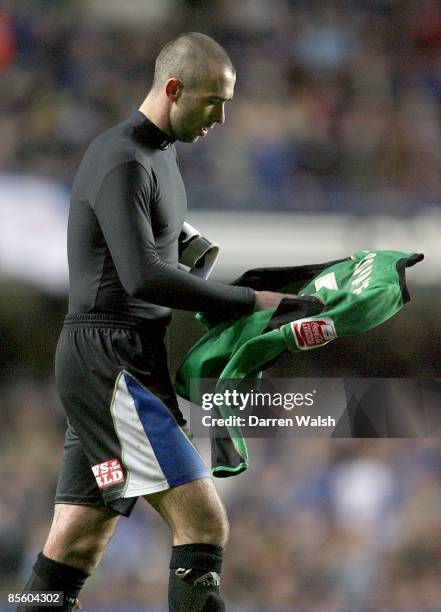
[{"xmin": 132, "ymin": 112, "xmax": 174, "ymax": 150}]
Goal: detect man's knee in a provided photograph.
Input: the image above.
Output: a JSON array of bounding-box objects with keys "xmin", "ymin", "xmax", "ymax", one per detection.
[
  {"xmin": 59, "ymin": 528, "xmax": 109, "ymax": 569},
  {"xmin": 44, "ymin": 504, "xmax": 119, "ymax": 572},
  {"xmin": 193, "ymin": 499, "xmax": 229, "ymax": 547},
  {"xmin": 168, "ymin": 493, "xmax": 230, "ymax": 547},
  {"xmin": 146, "ymin": 478, "xmax": 229, "ymax": 547},
  {"xmin": 206, "ymin": 502, "xmax": 229, "ymax": 546}
]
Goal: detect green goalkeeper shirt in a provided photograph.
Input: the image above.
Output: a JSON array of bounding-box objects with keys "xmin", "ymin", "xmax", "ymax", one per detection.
[{"xmin": 176, "ymin": 249, "xmax": 423, "ymax": 476}]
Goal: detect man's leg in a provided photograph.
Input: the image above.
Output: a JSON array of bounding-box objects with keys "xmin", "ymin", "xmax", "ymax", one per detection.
[
  {"xmin": 147, "ymin": 477, "xmax": 229, "ymax": 612},
  {"xmin": 18, "ymin": 503, "xmax": 119, "ymax": 611}
]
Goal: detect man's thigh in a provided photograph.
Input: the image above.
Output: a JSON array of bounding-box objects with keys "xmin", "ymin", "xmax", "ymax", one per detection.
[
  {"xmin": 43, "ymin": 503, "xmax": 120, "ymax": 572},
  {"xmin": 45, "ymin": 503, "xmax": 120, "ymax": 551}
]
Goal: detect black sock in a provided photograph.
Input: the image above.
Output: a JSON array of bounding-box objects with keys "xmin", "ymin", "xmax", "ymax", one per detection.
[
  {"xmin": 17, "ymin": 552, "xmax": 89, "ymax": 612},
  {"xmin": 169, "ymin": 543, "xmax": 225, "ymax": 611}
]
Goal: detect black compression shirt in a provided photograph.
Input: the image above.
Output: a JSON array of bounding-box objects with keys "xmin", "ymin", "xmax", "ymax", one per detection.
[{"xmin": 67, "ymin": 110, "xmax": 255, "ymax": 323}]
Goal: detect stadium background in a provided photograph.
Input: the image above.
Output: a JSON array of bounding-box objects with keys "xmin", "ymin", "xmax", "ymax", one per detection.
[{"xmin": 0, "ymin": 0, "xmax": 440, "ymax": 610}]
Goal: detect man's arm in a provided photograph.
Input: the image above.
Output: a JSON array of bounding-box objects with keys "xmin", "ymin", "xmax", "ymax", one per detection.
[{"xmin": 93, "ymin": 162, "xmax": 264, "ymax": 317}]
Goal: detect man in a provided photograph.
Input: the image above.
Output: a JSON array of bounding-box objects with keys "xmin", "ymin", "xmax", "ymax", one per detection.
[{"xmin": 19, "ymin": 32, "xmax": 293, "ymax": 611}]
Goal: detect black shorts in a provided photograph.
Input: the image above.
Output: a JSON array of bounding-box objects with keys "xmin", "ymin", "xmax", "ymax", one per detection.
[{"xmin": 54, "ymin": 314, "xmax": 209, "ymax": 517}]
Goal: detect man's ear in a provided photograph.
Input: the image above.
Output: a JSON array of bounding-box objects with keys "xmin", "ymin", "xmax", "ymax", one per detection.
[{"xmin": 165, "ymin": 78, "xmax": 183, "ymax": 101}]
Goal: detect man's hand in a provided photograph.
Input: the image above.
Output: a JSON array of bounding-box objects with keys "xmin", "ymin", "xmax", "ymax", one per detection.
[{"xmin": 254, "ymin": 291, "xmax": 299, "ymax": 311}]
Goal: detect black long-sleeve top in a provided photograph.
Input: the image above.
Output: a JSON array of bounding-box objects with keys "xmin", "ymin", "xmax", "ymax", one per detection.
[{"xmin": 67, "ymin": 110, "xmax": 255, "ymax": 324}]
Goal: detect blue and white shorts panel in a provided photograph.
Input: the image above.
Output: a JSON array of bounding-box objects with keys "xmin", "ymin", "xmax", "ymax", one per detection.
[{"xmin": 111, "ymin": 370, "xmax": 209, "ymax": 497}]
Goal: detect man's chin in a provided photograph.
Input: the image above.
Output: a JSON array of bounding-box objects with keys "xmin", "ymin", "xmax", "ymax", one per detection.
[{"xmin": 176, "ymin": 131, "xmax": 200, "ymax": 143}]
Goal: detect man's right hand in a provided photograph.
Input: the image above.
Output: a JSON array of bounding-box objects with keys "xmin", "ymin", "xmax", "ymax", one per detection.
[{"xmin": 254, "ymin": 291, "xmax": 299, "ymax": 311}]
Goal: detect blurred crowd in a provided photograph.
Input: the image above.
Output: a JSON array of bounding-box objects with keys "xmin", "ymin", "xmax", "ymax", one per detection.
[
  {"xmin": 1, "ymin": 377, "xmax": 441, "ymax": 610},
  {"xmin": 0, "ymin": 0, "xmax": 440, "ymax": 213}
]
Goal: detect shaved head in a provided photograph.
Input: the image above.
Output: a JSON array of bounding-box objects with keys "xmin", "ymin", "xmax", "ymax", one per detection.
[
  {"xmin": 140, "ymin": 32, "xmax": 236, "ymax": 142},
  {"xmin": 152, "ymin": 32, "xmax": 235, "ymax": 92}
]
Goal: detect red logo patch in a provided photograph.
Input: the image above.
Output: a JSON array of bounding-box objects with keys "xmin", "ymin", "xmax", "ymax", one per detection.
[
  {"xmin": 291, "ymin": 317, "xmax": 337, "ymax": 350},
  {"xmin": 91, "ymin": 458, "xmax": 125, "ymax": 489}
]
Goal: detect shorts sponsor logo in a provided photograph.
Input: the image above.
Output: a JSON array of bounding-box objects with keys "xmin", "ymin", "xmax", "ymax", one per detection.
[
  {"xmin": 291, "ymin": 317, "xmax": 337, "ymax": 350},
  {"xmin": 91, "ymin": 458, "xmax": 125, "ymax": 489}
]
